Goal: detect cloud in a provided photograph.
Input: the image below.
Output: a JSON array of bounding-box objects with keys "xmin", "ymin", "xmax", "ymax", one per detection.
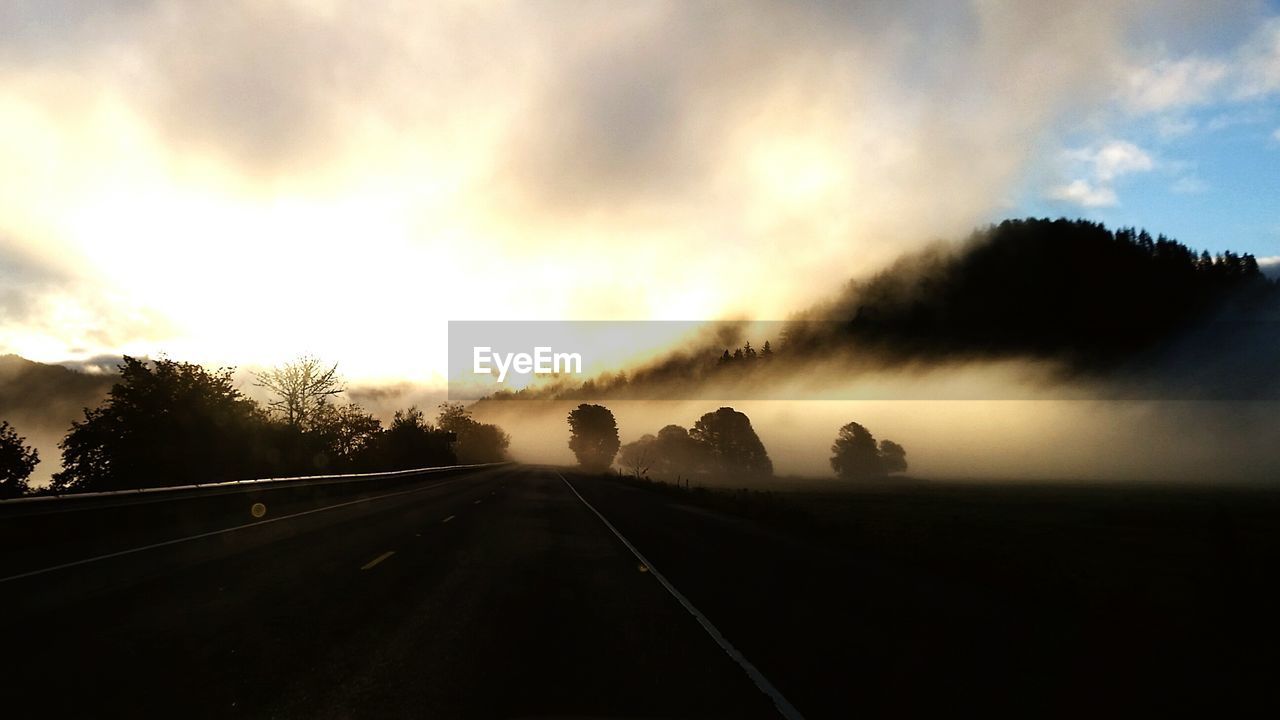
[
  {"xmin": 1258, "ymin": 256, "xmax": 1280, "ymax": 279},
  {"xmin": 1170, "ymin": 175, "xmax": 1208, "ymax": 194},
  {"xmin": 0, "ymin": 228, "xmax": 173, "ymax": 361},
  {"xmin": 55, "ymin": 354, "xmax": 128, "ymax": 375},
  {"xmin": 0, "ymin": 233, "xmax": 67, "ymax": 317},
  {"xmin": 1088, "ymin": 140, "xmax": 1155, "ymax": 181},
  {"xmin": 0, "ymin": 0, "xmax": 1254, "ymax": 378},
  {"xmin": 1050, "ymin": 140, "xmax": 1154, "ymax": 207},
  {"xmin": 1049, "ymin": 179, "xmax": 1118, "ymax": 208},
  {"xmin": 1155, "ymin": 115, "xmax": 1198, "ymax": 139},
  {"xmin": 1203, "ymin": 107, "xmax": 1273, "ymax": 132},
  {"xmin": 1236, "ymin": 18, "xmax": 1280, "ymax": 99},
  {"xmin": 1120, "ymin": 17, "xmax": 1280, "ymax": 116},
  {"xmin": 1123, "ymin": 57, "xmax": 1230, "ymax": 112}
]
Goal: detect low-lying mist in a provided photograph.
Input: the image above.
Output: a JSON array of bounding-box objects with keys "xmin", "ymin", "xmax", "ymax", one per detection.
[
  {"xmin": 474, "ymin": 388, "xmax": 1280, "ymax": 486},
  {"xmin": 7, "ymin": 219, "xmax": 1278, "ymax": 487},
  {"xmin": 471, "ymin": 219, "xmax": 1280, "ymax": 485}
]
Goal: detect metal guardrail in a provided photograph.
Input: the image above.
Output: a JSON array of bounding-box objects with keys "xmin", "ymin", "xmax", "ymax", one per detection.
[{"xmin": 0, "ymin": 462, "xmax": 510, "ymax": 507}]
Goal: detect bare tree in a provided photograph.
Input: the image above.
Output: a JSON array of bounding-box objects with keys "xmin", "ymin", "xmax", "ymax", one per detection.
[
  {"xmin": 254, "ymin": 355, "xmax": 344, "ymax": 428},
  {"xmin": 618, "ymin": 434, "xmax": 656, "ymax": 479}
]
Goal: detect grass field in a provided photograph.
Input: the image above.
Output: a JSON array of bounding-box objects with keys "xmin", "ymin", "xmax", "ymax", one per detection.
[{"xmin": 597, "ymin": 472, "xmax": 1280, "ymax": 713}]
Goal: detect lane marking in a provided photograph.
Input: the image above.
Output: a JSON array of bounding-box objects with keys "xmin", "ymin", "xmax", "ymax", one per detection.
[
  {"xmin": 361, "ymin": 551, "xmax": 395, "ymax": 570},
  {"xmin": 558, "ymin": 472, "xmax": 806, "ymax": 720},
  {"xmin": 473, "ymin": 500, "xmax": 482, "ymax": 505},
  {"xmin": 442, "ymin": 515, "xmax": 455, "ymax": 523},
  {"xmin": 0, "ymin": 474, "xmax": 477, "ymax": 585}
]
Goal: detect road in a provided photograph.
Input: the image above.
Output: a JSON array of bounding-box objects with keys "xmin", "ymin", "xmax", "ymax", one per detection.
[
  {"xmin": 4, "ymin": 466, "xmax": 787, "ymax": 719},
  {"xmin": 14, "ymin": 464, "xmax": 1262, "ymax": 717}
]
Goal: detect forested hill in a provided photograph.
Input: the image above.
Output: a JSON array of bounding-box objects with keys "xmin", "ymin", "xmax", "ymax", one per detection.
[
  {"xmin": 490, "ymin": 218, "xmax": 1278, "ymax": 401},
  {"xmin": 0, "ymin": 354, "xmax": 115, "ymax": 434},
  {"xmin": 788, "ymin": 217, "xmax": 1276, "ymax": 369}
]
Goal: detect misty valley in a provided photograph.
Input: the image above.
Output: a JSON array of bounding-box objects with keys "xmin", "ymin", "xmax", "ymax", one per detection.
[
  {"xmin": 5, "ymin": 2, "xmax": 1280, "ymax": 717},
  {"xmin": 6, "ymin": 216, "xmax": 1280, "ymax": 716}
]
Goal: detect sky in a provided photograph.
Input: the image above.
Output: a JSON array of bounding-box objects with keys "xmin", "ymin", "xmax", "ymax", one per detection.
[{"xmin": 1, "ymin": 0, "xmax": 1279, "ymax": 383}]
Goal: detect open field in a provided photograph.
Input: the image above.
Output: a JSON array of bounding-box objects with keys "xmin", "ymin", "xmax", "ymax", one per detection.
[{"xmin": 579, "ymin": 473, "xmax": 1280, "ymax": 715}]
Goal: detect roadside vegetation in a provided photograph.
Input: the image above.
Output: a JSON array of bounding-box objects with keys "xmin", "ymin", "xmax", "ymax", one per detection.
[
  {"xmin": 0, "ymin": 355, "xmax": 510, "ymax": 496},
  {"xmin": 0, "ymin": 420, "xmax": 38, "ymax": 498}
]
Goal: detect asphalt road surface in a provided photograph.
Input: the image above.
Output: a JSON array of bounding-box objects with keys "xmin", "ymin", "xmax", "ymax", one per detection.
[
  {"xmin": 13, "ymin": 464, "xmax": 1262, "ymax": 717},
  {"xmin": 4, "ymin": 466, "xmax": 788, "ymax": 719}
]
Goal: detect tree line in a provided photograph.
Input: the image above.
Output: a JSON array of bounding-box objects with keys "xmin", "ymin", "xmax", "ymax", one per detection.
[
  {"xmin": 4, "ymin": 387, "xmax": 914, "ymax": 497},
  {"xmin": 788, "ymin": 217, "xmax": 1277, "ymax": 369},
  {"xmin": 715, "ymin": 220, "xmax": 1275, "ymax": 374},
  {"xmin": 0, "ymin": 355, "xmax": 510, "ymax": 497},
  {"xmin": 716, "ymin": 340, "xmax": 775, "ymax": 365},
  {"xmin": 565, "ymin": 402, "xmax": 907, "ymax": 483}
]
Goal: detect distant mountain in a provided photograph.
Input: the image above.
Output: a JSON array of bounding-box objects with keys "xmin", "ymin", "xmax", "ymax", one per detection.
[
  {"xmin": 0, "ymin": 355, "xmax": 116, "ymax": 486},
  {"xmin": 0, "ymin": 354, "xmax": 116, "ymax": 432}
]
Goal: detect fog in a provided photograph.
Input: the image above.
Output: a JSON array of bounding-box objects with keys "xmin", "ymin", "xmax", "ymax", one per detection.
[
  {"xmin": 7, "ymin": 349, "xmax": 1277, "ymax": 488},
  {"xmin": 475, "ymin": 391, "xmax": 1280, "ymax": 486},
  {"xmin": 462, "ymin": 218, "xmax": 1280, "ymax": 485},
  {"xmin": 465, "ymin": 305, "xmax": 1280, "ymax": 484}
]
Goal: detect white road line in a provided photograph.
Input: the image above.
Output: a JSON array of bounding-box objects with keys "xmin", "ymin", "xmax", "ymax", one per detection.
[
  {"xmin": 442, "ymin": 515, "xmax": 455, "ymax": 523},
  {"xmin": 361, "ymin": 551, "xmax": 395, "ymax": 570},
  {"xmin": 557, "ymin": 472, "xmax": 806, "ymax": 720},
  {"xmin": 473, "ymin": 500, "xmax": 482, "ymax": 505},
  {"xmin": 0, "ymin": 476, "xmax": 467, "ymax": 584}
]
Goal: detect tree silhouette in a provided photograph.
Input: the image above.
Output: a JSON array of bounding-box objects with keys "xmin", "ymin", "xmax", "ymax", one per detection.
[
  {"xmin": 255, "ymin": 355, "xmax": 344, "ymax": 429},
  {"xmin": 830, "ymin": 422, "xmax": 908, "ymax": 480},
  {"xmin": 371, "ymin": 406, "xmax": 456, "ymax": 470},
  {"xmin": 567, "ymin": 403, "xmax": 620, "ymax": 471},
  {"xmin": 617, "ymin": 434, "xmax": 656, "ymax": 478},
  {"xmin": 690, "ymin": 407, "xmax": 772, "ymax": 478},
  {"xmin": 653, "ymin": 424, "xmax": 708, "ymax": 478},
  {"xmin": 0, "ymin": 420, "xmax": 38, "ymax": 498},
  {"xmin": 308, "ymin": 402, "xmax": 383, "ymax": 469},
  {"xmin": 53, "ymin": 357, "xmax": 276, "ymax": 492},
  {"xmin": 830, "ymin": 422, "xmax": 880, "ymax": 479},
  {"xmin": 461, "ymin": 423, "xmax": 511, "ymax": 464},
  {"xmin": 878, "ymin": 439, "xmax": 908, "ymax": 474},
  {"xmin": 436, "ymin": 402, "xmax": 510, "ymax": 464}
]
